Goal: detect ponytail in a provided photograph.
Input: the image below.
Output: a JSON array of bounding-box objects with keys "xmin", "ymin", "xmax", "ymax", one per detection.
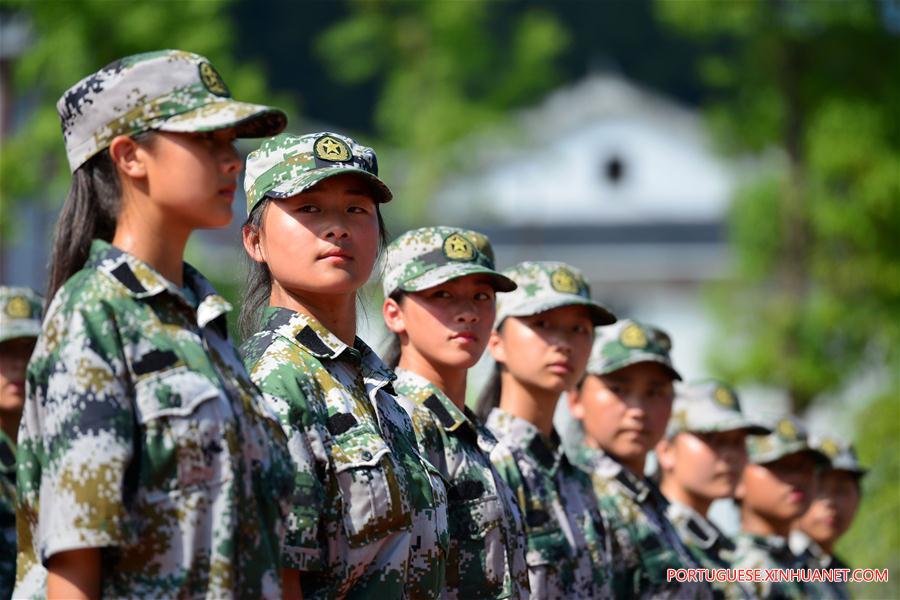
[
  {"xmin": 46, "ymin": 152, "xmax": 120, "ymax": 307},
  {"xmin": 475, "ymin": 361, "xmax": 503, "ymax": 422},
  {"xmin": 45, "ymin": 132, "xmax": 154, "ymax": 308},
  {"xmin": 238, "ymin": 198, "xmax": 273, "ymax": 342}
]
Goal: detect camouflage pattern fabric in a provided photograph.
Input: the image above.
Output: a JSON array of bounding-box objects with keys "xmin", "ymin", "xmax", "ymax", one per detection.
[
  {"xmin": 0, "ymin": 286, "xmax": 43, "ymax": 343},
  {"xmin": 15, "ymin": 240, "xmax": 294, "ymax": 599},
  {"xmin": 667, "ymin": 379, "xmax": 769, "ymax": 437},
  {"xmin": 58, "ymin": 49, "xmax": 285, "ymax": 172},
  {"xmin": 587, "ymin": 318, "xmax": 681, "ymax": 380},
  {"xmin": 393, "ymin": 368, "xmax": 529, "ymax": 599},
  {"xmin": 666, "ymin": 501, "xmax": 755, "ymax": 599},
  {"xmin": 746, "ymin": 415, "xmax": 827, "ymax": 466},
  {"xmin": 243, "ymin": 132, "xmax": 391, "ymax": 214},
  {"xmin": 242, "ymin": 308, "xmax": 449, "ymax": 599},
  {"xmin": 789, "ymin": 530, "xmax": 852, "ymax": 600},
  {"xmin": 381, "ymin": 226, "xmax": 516, "ymax": 299},
  {"xmin": 568, "ymin": 446, "xmax": 713, "ymax": 599},
  {"xmin": 485, "ymin": 408, "xmax": 613, "ymax": 598},
  {"xmin": 0, "ymin": 430, "xmax": 15, "ymax": 599},
  {"xmin": 731, "ymin": 532, "xmax": 810, "ymax": 599},
  {"xmin": 494, "ymin": 261, "xmax": 616, "ymax": 328}
]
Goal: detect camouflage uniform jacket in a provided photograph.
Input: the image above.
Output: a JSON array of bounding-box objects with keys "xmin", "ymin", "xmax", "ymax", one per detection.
[
  {"xmin": 570, "ymin": 447, "xmax": 713, "ymax": 599},
  {"xmin": 15, "ymin": 240, "xmax": 293, "ymax": 600},
  {"xmin": 485, "ymin": 408, "xmax": 612, "ymax": 598},
  {"xmin": 790, "ymin": 530, "xmax": 850, "ymax": 600},
  {"xmin": 242, "ymin": 308, "xmax": 449, "ymax": 599},
  {"xmin": 731, "ymin": 532, "xmax": 808, "ymax": 599},
  {"xmin": 393, "ymin": 369, "xmax": 529, "ymax": 599},
  {"xmin": 666, "ymin": 501, "xmax": 754, "ymax": 599},
  {"xmin": 0, "ymin": 430, "xmax": 15, "ymax": 599}
]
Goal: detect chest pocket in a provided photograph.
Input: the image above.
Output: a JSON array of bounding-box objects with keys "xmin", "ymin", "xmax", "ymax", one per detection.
[
  {"xmin": 134, "ymin": 366, "xmax": 233, "ymax": 494},
  {"xmin": 331, "ymin": 426, "xmax": 412, "ymax": 547},
  {"xmin": 447, "ymin": 493, "xmax": 509, "ymax": 597}
]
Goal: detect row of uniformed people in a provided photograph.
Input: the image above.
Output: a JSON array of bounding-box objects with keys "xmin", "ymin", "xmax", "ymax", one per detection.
[{"xmin": 0, "ymin": 49, "xmax": 866, "ymax": 599}]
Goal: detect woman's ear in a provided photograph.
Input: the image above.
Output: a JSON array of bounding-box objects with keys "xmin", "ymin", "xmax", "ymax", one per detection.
[
  {"xmin": 655, "ymin": 437, "xmax": 676, "ymax": 473},
  {"xmin": 382, "ymin": 297, "xmax": 406, "ymax": 335},
  {"xmin": 108, "ymin": 135, "xmax": 147, "ymax": 179},
  {"xmin": 567, "ymin": 384, "xmax": 585, "ymax": 420},
  {"xmin": 487, "ymin": 329, "xmax": 506, "ymax": 365},
  {"xmin": 242, "ymin": 224, "xmax": 266, "ymax": 264}
]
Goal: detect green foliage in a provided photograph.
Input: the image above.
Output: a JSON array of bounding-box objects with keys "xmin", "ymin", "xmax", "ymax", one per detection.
[
  {"xmin": 315, "ymin": 0, "xmax": 569, "ymax": 228},
  {"xmin": 0, "ymin": 0, "xmax": 286, "ymax": 237},
  {"xmin": 659, "ymin": 0, "xmax": 900, "ymax": 410},
  {"xmin": 838, "ymin": 387, "xmax": 900, "ymax": 598}
]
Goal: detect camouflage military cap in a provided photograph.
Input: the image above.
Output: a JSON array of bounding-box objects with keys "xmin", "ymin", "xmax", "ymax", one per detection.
[
  {"xmin": 746, "ymin": 415, "xmax": 828, "ymax": 465},
  {"xmin": 382, "ymin": 226, "xmax": 516, "ymax": 298},
  {"xmin": 587, "ymin": 318, "xmax": 681, "ymax": 380},
  {"xmin": 58, "ymin": 49, "xmax": 287, "ymax": 172},
  {"xmin": 0, "ymin": 286, "xmax": 42, "ymax": 343},
  {"xmin": 810, "ymin": 435, "xmax": 867, "ymax": 476},
  {"xmin": 494, "ymin": 261, "xmax": 615, "ymax": 328},
  {"xmin": 667, "ymin": 379, "xmax": 770, "ymax": 437},
  {"xmin": 244, "ymin": 131, "xmax": 392, "ymax": 214}
]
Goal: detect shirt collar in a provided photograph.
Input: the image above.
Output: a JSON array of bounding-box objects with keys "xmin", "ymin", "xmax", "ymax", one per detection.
[
  {"xmin": 487, "ymin": 408, "xmax": 564, "ymax": 475},
  {"xmin": 574, "ymin": 445, "xmax": 660, "ymax": 504},
  {"xmin": 789, "ymin": 530, "xmax": 833, "ymax": 567},
  {"xmin": 261, "ymin": 306, "xmax": 396, "ymax": 384},
  {"xmin": 667, "ymin": 500, "xmax": 725, "ymax": 550},
  {"xmin": 88, "ymin": 239, "xmax": 230, "ymax": 328},
  {"xmin": 394, "ymin": 368, "xmax": 469, "ymax": 432}
]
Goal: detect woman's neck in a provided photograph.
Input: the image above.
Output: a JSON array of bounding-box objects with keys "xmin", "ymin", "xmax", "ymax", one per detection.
[
  {"xmin": 660, "ymin": 478, "xmax": 713, "ymax": 517},
  {"xmin": 112, "ymin": 196, "xmax": 190, "ymax": 286},
  {"xmin": 270, "ymin": 284, "xmax": 357, "ymax": 346},
  {"xmin": 397, "ymin": 349, "xmax": 468, "ymax": 410},
  {"xmin": 497, "ymin": 371, "xmax": 559, "ymax": 438},
  {"xmin": 741, "ymin": 507, "xmax": 791, "ymax": 539}
]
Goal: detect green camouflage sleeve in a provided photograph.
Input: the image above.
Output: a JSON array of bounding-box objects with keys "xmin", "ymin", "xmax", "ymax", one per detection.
[
  {"xmin": 245, "ymin": 354, "xmax": 324, "ymax": 573},
  {"xmin": 18, "ymin": 293, "xmax": 134, "ymax": 565}
]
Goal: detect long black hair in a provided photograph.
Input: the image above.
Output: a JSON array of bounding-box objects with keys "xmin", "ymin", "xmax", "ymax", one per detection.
[
  {"xmin": 45, "ymin": 133, "xmax": 154, "ymax": 307},
  {"xmin": 238, "ymin": 196, "xmax": 389, "ymax": 342},
  {"xmin": 381, "ymin": 290, "xmax": 406, "ymax": 369}
]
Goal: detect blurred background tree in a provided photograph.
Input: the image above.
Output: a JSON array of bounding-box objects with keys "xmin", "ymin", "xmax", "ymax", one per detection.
[
  {"xmin": 0, "ymin": 0, "xmax": 289, "ymax": 275},
  {"xmin": 658, "ymin": 0, "xmax": 899, "ymax": 589}
]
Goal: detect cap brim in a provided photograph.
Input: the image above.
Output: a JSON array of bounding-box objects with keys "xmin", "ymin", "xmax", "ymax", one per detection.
[
  {"xmin": 502, "ymin": 296, "xmax": 617, "ymax": 327},
  {"xmin": 0, "ymin": 323, "xmax": 41, "ymax": 344},
  {"xmin": 401, "ymin": 265, "xmax": 517, "ymax": 294},
  {"xmin": 752, "ymin": 445, "xmax": 830, "ymax": 466},
  {"xmin": 155, "ymin": 100, "xmax": 287, "ymax": 138},
  {"xmin": 267, "ymin": 166, "xmax": 392, "ymax": 204},
  {"xmin": 591, "ymin": 353, "xmax": 681, "ymax": 381}
]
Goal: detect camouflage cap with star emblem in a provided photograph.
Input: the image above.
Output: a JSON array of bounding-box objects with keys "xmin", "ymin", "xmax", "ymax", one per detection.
[
  {"xmin": 666, "ymin": 379, "xmax": 770, "ymax": 437},
  {"xmin": 382, "ymin": 226, "xmax": 516, "ymax": 298},
  {"xmin": 493, "ymin": 261, "xmax": 616, "ymax": 328},
  {"xmin": 810, "ymin": 434, "xmax": 867, "ymax": 477},
  {"xmin": 244, "ymin": 131, "xmax": 392, "ymax": 214},
  {"xmin": 586, "ymin": 318, "xmax": 681, "ymax": 380},
  {"xmin": 0, "ymin": 286, "xmax": 43, "ymax": 343},
  {"xmin": 58, "ymin": 49, "xmax": 287, "ymax": 172},
  {"xmin": 745, "ymin": 415, "xmax": 828, "ymax": 465}
]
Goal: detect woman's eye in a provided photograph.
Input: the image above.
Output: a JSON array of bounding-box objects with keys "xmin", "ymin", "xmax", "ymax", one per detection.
[
  {"xmin": 348, "ymin": 206, "xmax": 368, "ymax": 214},
  {"xmin": 475, "ymin": 292, "xmax": 492, "ymax": 301},
  {"xmin": 298, "ymin": 205, "xmax": 319, "ymax": 213},
  {"xmin": 431, "ymin": 290, "xmax": 451, "ymax": 299}
]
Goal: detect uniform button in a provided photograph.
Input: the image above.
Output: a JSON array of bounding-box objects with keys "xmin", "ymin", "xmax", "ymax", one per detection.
[{"xmin": 361, "ymin": 451, "xmax": 372, "ymax": 460}]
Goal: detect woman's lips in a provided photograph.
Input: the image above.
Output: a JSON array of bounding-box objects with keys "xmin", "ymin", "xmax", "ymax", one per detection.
[
  {"xmin": 547, "ymin": 362, "xmax": 572, "ymax": 374},
  {"xmin": 319, "ymin": 248, "xmax": 353, "ymax": 262},
  {"xmin": 450, "ymin": 331, "xmax": 477, "ymax": 343}
]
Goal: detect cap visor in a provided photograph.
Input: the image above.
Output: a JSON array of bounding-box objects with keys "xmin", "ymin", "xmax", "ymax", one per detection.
[
  {"xmin": 402, "ymin": 265, "xmax": 517, "ymax": 294},
  {"xmin": 267, "ymin": 166, "xmax": 392, "ymax": 204},
  {"xmin": 156, "ymin": 100, "xmax": 287, "ymax": 138},
  {"xmin": 506, "ymin": 296, "xmax": 616, "ymax": 327},
  {"xmin": 593, "ymin": 353, "xmax": 681, "ymax": 381}
]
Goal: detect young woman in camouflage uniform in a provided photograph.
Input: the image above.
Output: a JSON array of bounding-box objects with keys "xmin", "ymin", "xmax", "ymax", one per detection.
[
  {"xmin": 655, "ymin": 379, "xmax": 770, "ymax": 599},
  {"xmin": 239, "ymin": 133, "xmax": 449, "ymax": 599},
  {"xmin": 380, "ymin": 226, "xmax": 529, "ymax": 599},
  {"xmin": 16, "ymin": 51, "xmax": 295, "ymax": 599},
  {"xmin": 733, "ymin": 416, "xmax": 829, "ymax": 599},
  {"xmin": 0, "ymin": 287, "xmax": 42, "ymax": 599},
  {"xmin": 475, "ymin": 261, "xmax": 616, "ymax": 598},
  {"xmin": 560, "ymin": 319, "xmax": 713, "ymax": 599}
]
